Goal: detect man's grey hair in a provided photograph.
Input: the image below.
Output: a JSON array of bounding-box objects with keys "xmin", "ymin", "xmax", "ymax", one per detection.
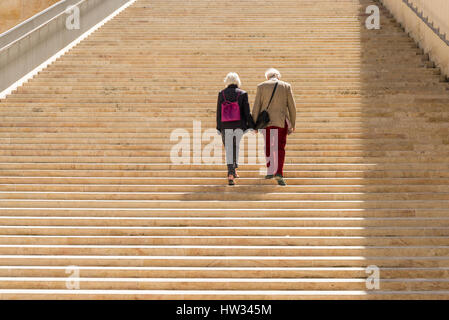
[
  {"xmin": 224, "ymin": 72, "xmax": 242, "ymax": 87},
  {"xmin": 265, "ymin": 68, "xmax": 281, "ymax": 80}
]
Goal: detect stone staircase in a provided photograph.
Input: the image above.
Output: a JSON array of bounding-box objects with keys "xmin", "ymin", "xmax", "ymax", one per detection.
[{"xmin": 0, "ymin": 0, "xmax": 448, "ymax": 299}]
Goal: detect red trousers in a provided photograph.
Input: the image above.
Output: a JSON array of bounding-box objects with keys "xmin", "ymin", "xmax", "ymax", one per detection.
[{"xmin": 262, "ymin": 121, "xmax": 288, "ymax": 176}]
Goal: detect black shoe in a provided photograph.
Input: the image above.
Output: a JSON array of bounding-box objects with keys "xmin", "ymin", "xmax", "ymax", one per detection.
[
  {"xmin": 228, "ymin": 175, "xmax": 235, "ymax": 186},
  {"xmin": 275, "ymin": 174, "xmax": 286, "ymax": 186},
  {"xmin": 265, "ymin": 175, "xmax": 274, "ymax": 179}
]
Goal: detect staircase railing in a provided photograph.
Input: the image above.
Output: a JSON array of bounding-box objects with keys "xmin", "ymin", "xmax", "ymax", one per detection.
[
  {"xmin": 0, "ymin": 0, "xmax": 88, "ymax": 54},
  {"xmin": 0, "ymin": 0, "xmax": 132, "ymax": 95},
  {"xmin": 402, "ymin": 0, "xmax": 449, "ymax": 46},
  {"xmin": 379, "ymin": 0, "xmax": 449, "ymax": 77},
  {"xmin": 0, "ymin": 0, "xmax": 80, "ymax": 49}
]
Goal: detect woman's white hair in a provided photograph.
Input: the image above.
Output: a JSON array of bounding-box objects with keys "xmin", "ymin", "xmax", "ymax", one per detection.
[
  {"xmin": 265, "ymin": 68, "xmax": 281, "ymax": 80},
  {"xmin": 224, "ymin": 72, "xmax": 242, "ymax": 87}
]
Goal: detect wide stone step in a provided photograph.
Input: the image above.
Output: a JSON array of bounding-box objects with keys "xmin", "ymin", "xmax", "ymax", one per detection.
[
  {"xmin": 0, "ymin": 235, "xmax": 447, "ymax": 246},
  {"xmin": 1, "ymin": 289, "xmax": 449, "ymax": 300},
  {"xmin": 1, "ymin": 255, "xmax": 447, "ymax": 267},
  {"xmin": 18, "ymin": 80, "xmax": 442, "ymax": 90},
  {"xmin": 0, "ymin": 117, "xmax": 425, "ymax": 124},
  {"xmin": 2, "ymin": 191, "xmax": 449, "ymax": 202},
  {"xmin": 0, "ymin": 266, "xmax": 446, "ymax": 278},
  {"xmin": 1, "ymin": 226, "xmax": 447, "ymax": 237},
  {"xmin": 1, "ymin": 163, "xmax": 447, "ymax": 171},
  {"xmin": 2, "ymin": 176, "xmax": 449, "ymax": 186},
  {"xmin": 0, "ymin": 216, "xmax": 446, "ymax": 227},
  {"xmin": 0, "ymin": 144, "xmax": 413, "ymax": 152},
  {"xmin": 1, "ymin": 198, "xmax": 449, "ymax": 209},
  {"xmin": 0, "ymin": 207, "xmax": 445, "ymax": 218},
  {"xmin": 1, "ymin": 110, "xmax": 447, "ymax": 118},
  {"xmin": 6, "ymin": 94, "xmax": 449, "ymax": 103},
  {"xmin": 0, "ymin": 155, "xmax": 448, "ymax": 163},
  {"xmin": 1, "ymin": 277, "xmax": 448, "ymax": 291},
  {"xmin": 2, "ymin": 102, "xmax": 447, "ymax": 110},
  {"xmin": 1, "ymin": 169, "xmax": 447, "ymax": 178}
]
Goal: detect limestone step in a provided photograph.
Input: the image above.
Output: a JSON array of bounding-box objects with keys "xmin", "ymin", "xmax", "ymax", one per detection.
[
  {"xmin": 0, "ymin": 216, "xmax": 448, "ymax": 227},
  {"xmin": 6, "ymin": 95, "xmax": 449, "ymax": 103},
  {"xmin": 18, "ymin": 79, "xmax": 443, "ymax": 88},
  {"xmin": 13, "ymin": 150, "xmax": 444, "ymax": 158},
  {"xmin": 0, "ymin": 266, "xmax": 446, "ymax": 278},
  {"xmin": 1, "ymin": 255, "xmax": 447, "ymax": 267},
  {"xmin": 4, "ymin": 163, "xmax": 444, "ymax": 171},
  {"xmin": 2, "ymin": 101, "xmax": 447, "ymax": 109},
  {"xmin": 0, "ymin": 277, "xmax": 448, "ymax": 291},
  {"xmin": 1, "ymin": 198, "xmax": 448, "ymax": 210},
  {"xmin": 3, "ymin": 169, "xmax": 448, "ymax": 178},
  {"xmin": 0, "ymin": 289, "xmax": 448, "ymax": 300},
  {"xmin": 0, "ymin": 207, "xmax": 446, "ymax": 218},
  {"xmin": 0, "ymin": 226, "xmax": 447, "ymax": 236},
  {"xmin": 0, "ymin": 235, "xmax": 447, "ymax": 246},
  {"xmin": 0, "ymin": 115, "xmax": 440, "ymax": 122},
  {"xmin": 1, "ymin": 177, "xmax": 449, "ymax": 186},
  {"xmin": 7, "ymin": 184, "xmax": 447, "ymax": 194},
  {"xmin": 2, "ymin": 191, "xmax": 449, "ymax": 202},
  {"xmin": 0, "ymin": 107, "xmax": 446, "ymax": 114},
  {"xmin": 0, "ymin": 144, "xmax": 414, "ymax": 152}
]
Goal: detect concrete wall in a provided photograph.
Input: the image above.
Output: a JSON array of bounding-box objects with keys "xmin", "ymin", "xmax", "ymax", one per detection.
[
  {"xmin": 0, "ymin": 0, "xmax": 131, "ymax": 93},
  {"xmin": 0, "ymin": 0, "xmax": 60, "ymax": 34},
  {"xmin": 381, "ymin": 0, "xmax": 449, "ymax": 77},
  {"xmin": 410, "ymin": 0, "xmax": 449, "ymax": 37}
]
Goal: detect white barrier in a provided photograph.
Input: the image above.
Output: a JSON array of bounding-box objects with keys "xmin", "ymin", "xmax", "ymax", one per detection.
[{"xmin": 0, "ymin": 0, "xmax": 132, "ymax": 93}]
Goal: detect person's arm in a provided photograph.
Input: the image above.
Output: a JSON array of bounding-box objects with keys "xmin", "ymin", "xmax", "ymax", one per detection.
[
  {"xmin": 252, "ymin": 85, "xmax": 262, "ymax": 124},
  {"xmin": 216, "ymin": 92, "xmax": 222, "ymax": 132},
  {"xmin": 242, "ymin": 93, "xmax": 255, "ymax": 129},
  {"xmin": 287, "ymin": 84, "xmax": 296, "ymax": 130}
]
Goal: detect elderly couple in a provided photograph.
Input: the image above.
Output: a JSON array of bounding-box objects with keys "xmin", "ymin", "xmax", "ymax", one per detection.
[{"xmin": 216, "ymin": 68, "xmax": 297, "ymax": 186}]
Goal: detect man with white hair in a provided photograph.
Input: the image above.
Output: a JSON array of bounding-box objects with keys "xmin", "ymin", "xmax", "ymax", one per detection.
[{"xmin": 252, "ymin": 68, "xmax": 296, "ymax": 186}]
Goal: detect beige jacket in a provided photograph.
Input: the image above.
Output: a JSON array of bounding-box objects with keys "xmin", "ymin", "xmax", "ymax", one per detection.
[{"xmin": 252, "ymin": 79, "xmax": 296, "ymax": 129}]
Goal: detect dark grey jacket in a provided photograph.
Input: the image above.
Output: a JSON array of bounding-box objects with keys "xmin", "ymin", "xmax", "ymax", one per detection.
[{"xmin": 216, "ymin": 84, "xmax": 255, "ymax": 131}]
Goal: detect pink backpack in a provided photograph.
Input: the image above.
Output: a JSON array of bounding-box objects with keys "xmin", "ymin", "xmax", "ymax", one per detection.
[{"xmin": 221, "ymin": 91, "xmax": 241, "ymax": 122}]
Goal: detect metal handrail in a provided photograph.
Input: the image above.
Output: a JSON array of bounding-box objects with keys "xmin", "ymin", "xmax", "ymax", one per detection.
[
  {"xmin": 0, "ymin": 0, "xmax": 89, "ymax": 53},
  {"xmin": 0, "ymin": 0, "xmax": 67, "ymax": 39},
  {"xmin": 402, "ymin": 0, "xmax": 449, "ymax": 46}
]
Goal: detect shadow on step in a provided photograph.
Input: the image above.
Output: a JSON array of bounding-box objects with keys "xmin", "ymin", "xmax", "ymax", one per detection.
[{"xmin": 357, "ymin": 0, "xmax": 449, "ymax": 291}]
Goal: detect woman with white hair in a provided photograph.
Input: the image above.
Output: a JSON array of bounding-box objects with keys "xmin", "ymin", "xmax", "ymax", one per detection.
[{"xmin": 217, "ymin": 72, "xmax": 255, "ymax": 185}]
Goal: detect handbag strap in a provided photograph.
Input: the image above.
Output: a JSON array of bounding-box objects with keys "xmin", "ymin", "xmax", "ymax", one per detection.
[{"xmin": 266, "ymin": 82, "xmax": 279, "ymax": 111}]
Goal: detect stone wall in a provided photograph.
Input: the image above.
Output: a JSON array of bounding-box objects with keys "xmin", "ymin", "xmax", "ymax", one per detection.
[
  {"xmin": 381, "ymin": 0, "xmax": 449, "ymax": 77},
  {"xmin": 0, "ymin": 0, "xmax": 59, "ymax": 34}
]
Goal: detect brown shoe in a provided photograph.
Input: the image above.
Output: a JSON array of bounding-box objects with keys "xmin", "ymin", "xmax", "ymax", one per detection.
[{"xmin": 275, "ymin": 174, "xmax": 286, "ymax": 186}]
